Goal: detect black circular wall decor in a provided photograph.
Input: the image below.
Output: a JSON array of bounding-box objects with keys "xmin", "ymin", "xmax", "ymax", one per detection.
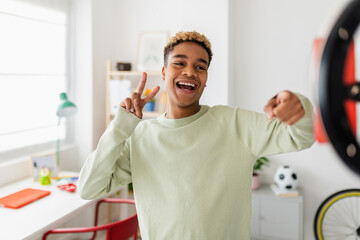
[{"xmin": 319, "ymin": 0, "xmax": 360, "ymax": 175}]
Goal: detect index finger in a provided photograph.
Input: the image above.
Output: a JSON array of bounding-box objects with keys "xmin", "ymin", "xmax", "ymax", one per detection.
[
  {"xmin": 135, "ymin": 72, "xmax": 147, "ymax": 94},
  {"xmin": 276, "ymin": 91, "xmax": 291, "ymax": 104},
  {"xmin": 143, "ymin": 86, "xmax": 160, "ymax": 103},
  {"xmin": 263, "ymin": 98, "xmax": 277, "ymax": 120},
  {"xmin": 264, "ymin": 98, "xmax": 276, "ymax": 112}
]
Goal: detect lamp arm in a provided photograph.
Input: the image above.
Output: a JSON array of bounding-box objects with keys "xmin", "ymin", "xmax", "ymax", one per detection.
[{"xmin": 56, "ymin": 117, "xmax": 61, "ymax": 167}]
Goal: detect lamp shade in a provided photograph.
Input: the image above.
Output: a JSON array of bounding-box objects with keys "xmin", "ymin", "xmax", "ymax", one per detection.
[{"xmin": 56, "ymin": 93, "xmax": 77, "ymax": 117}]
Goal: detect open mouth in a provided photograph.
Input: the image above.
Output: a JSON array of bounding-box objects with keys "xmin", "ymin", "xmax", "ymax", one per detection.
[{"xmin": 176, "ymin": 81, "xmax": 198, "ymax": 93}]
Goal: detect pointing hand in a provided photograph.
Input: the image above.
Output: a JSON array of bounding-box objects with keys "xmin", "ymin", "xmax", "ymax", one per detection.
[{"xmin": 263, "ymin": 91, "xmax": 305, "ymax": 125}]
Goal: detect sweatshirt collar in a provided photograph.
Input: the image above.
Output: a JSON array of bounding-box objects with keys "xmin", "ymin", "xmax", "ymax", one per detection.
[{"xmin": 158, "ymin": 105, "xmax": 209, "ymax": 128}]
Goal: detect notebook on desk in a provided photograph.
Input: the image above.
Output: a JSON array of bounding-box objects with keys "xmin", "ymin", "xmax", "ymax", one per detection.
[{"xmin": 0, "ymin": 188, "xmax": 51, "ymax": 209}]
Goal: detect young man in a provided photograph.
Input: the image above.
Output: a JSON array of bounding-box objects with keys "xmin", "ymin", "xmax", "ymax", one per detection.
[{"xmin": 78, "ymin": 31, "xmax": 314, "ymax": 239}]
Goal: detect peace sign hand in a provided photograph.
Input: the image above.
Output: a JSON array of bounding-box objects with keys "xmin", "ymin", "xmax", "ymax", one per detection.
[{"xmin": 120, "ymin": 72, "xmax": 160, "ymax": 119}]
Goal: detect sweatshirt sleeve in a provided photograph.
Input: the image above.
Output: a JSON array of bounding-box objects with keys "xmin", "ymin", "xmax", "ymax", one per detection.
[
  {"xmin": 236, "ymin": 93, "xmax": 315, "ymax": 158},
  {"xmin": 78, "ymin": 107, "xmax": 141, "ymax": 199}
]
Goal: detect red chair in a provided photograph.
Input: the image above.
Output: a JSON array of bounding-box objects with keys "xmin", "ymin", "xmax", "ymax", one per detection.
[{"xmin": 42, "ymin": 198, "xmax": 138, "ymax": 240}]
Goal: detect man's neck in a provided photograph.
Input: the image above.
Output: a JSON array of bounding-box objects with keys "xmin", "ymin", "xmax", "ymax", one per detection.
[{"xmin": 165, "ymin": 104, "xmax": 201, "ymax": 119}]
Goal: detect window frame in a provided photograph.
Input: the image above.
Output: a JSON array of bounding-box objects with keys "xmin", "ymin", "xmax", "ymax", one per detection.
[{"xmin": 0, "ymin": 1, "xmax": 74, "ymax": 163}]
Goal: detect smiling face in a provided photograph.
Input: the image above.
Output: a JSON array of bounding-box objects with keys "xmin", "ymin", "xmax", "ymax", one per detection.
[{"xmin": 162, "ymin": 41, "xmax": 209, "ymax": 118}]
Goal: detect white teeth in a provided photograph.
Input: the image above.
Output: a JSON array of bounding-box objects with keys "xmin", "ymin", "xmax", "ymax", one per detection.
[{"xmin": 178, "ymin": 82, "xmax": 195, "ymax": 87}]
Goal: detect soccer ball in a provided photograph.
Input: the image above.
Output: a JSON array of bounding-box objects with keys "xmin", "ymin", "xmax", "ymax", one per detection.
[{"xmin": 274, "ymin": 165, "xmax": 298, "ymax": 191}]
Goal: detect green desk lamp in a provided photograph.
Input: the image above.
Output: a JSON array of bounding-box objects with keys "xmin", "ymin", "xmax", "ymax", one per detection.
[{"xmin": 56, "ymin": 93, "xmax": 77, "ymax": 166}]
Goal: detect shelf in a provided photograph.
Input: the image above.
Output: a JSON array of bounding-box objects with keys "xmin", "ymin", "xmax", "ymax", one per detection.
[
  {"xmin": 106, "ymin": 60, "xmax": 166, "ymax": 126},
  {"xmin": 110, "ymin": 111, "xmax": 162, "ymax": 120},
  {"xmin": 109, "ymin": 71, "xmax": 161, "ymax": 77}
]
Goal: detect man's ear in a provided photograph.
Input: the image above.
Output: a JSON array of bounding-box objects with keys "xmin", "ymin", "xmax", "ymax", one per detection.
[{"xmin": 162, "ymin": 66, "xmax": 166, "ymax": 81}]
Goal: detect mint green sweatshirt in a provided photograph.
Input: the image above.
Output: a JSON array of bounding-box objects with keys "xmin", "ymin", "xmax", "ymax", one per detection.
[{"xmin": 78, "ymin": 94, "xmax": 314, "ymax": 240}]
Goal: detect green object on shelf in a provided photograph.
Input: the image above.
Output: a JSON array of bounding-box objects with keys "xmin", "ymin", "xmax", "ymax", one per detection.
[
  {"xmin": 128, "ymin": 182, "xmax": 133, "ymax": 191},
  {"xmin": 253, "ymin": 157, "xmax": 270, "ymax": 172}
]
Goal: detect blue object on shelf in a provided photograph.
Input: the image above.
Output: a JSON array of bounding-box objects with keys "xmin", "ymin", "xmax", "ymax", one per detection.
[{"xmin": 145, "ymin": 102, "xmax": 155, "ymax": 112}]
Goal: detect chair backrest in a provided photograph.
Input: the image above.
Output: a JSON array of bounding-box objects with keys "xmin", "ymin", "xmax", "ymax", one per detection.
[
  {"xmin": 42, "ymin": 198, "xmax": 138, "ymax": 240},
  {"xmin": 97, "ymin": 198, "xmax": 138, "ymax": 240},
  {"xmin": 105, "ymin": 212, "xmax": 138, "ymax": 240}
]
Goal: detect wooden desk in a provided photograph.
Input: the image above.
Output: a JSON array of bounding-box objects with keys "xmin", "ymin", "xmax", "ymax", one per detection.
[{"xmin": 0, "ymin": 172, "xmax": 98, "ymax": 240}]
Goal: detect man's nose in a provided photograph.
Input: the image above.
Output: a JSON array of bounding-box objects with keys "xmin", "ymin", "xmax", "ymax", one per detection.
[{"xmin": 182, "ymin": 66, "xmax": 197, "ymax": 78}]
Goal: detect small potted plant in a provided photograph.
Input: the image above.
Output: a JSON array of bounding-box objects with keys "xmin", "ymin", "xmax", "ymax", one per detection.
[{"xmin": 252, "ymin": 157, "xmax": 270, "ymax": 190}]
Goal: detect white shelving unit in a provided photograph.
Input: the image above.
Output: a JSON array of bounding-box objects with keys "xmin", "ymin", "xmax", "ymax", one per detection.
[
  {"xmin": 251, "ymin": 184, "xmax": 303, "ymax": 240},
  {"xmin": 105, "ymin": 60, "xmax": 166, "ymax": 126}
]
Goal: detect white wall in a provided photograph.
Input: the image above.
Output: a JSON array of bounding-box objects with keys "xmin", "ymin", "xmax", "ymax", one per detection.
[
  {"xmin": 181, "ymin": 0, "xmax": 229, "ymax": 106},
  {"xmin": 71, "ymin": 0, "xmax": 93, "ymax": 171},
  {"xmin": 91, "ymin": 0, "xmax": 117, "ymax": 150},
  {"xmin": 70, "ymin": 0, "xmax": 118, "ymax": 170},
  {"xmin": 232, "ymin": 0, "xmax": 360, "ymax": 239}
]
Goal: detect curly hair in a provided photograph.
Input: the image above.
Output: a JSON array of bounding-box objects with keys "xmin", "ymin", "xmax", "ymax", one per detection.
[{"xmin": 163, "ymin": 31, "xmax": 213, "ymax": 67}]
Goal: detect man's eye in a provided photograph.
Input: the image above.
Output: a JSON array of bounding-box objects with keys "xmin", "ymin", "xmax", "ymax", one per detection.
[
  {"xmin": 196, "ymin": 66, "xmax": 207, "ymax": 70},
  {"xmin": 174, "ymin": 62, "xmax": 184, "ymax": 66}
]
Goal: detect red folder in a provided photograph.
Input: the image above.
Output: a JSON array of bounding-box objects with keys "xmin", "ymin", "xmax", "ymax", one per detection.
[{"xmin": 0, "ymin": 188, "xmax": 51, "ymax": 209}]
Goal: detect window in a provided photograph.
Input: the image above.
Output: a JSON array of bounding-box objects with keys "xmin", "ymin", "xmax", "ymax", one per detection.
[{"xmin": 0, "ymin": 0, "xmax": 70, "ymax": 156}]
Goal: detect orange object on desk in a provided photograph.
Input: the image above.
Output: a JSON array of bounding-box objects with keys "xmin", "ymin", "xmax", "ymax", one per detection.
[{"xmin": 0, "ymin": 188, "xmax": 51, "ymax": 209}]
